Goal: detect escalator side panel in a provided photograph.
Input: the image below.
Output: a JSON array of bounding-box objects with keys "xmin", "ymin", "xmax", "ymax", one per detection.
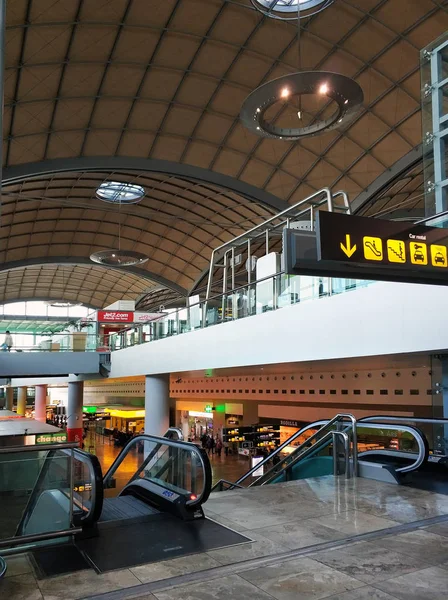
[{"xmin": 120, "ymin": 479, "xmax": 205, "ymax": 521}]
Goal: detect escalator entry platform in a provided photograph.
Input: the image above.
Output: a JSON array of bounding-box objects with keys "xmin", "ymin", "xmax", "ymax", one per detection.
[{"xmin": 31, "ymin": 516, "xmax": 251, "ymax": 577}]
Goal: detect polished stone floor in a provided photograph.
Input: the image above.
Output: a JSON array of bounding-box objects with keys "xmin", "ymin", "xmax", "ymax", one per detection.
[{"xmin": 4, "ymin": 476, "xmax": 448, "ymax": 600}]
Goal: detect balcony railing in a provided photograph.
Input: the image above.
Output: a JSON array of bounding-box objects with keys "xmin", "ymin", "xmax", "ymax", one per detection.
[{"xmin": 109, "ymin": 273, "xmax": 373, "ymax": 351}]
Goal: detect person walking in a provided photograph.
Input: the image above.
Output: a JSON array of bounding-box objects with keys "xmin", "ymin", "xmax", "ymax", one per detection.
[
  {"xmin": 216, "ymin": 436, "xmax": 223, "ymax": 457},
  {"xmin": 1, "ymin": 331, "xmax": 13, "ymax": 352}
]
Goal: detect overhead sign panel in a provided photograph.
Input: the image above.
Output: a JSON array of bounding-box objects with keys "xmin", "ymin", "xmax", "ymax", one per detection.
[
  {"xmin": 317, "ymin": 212, "xmax": 448, "ymax": 273},
  {"xmin": 283, "ymin": 212, "xmax": 448, "ymax": 286}
]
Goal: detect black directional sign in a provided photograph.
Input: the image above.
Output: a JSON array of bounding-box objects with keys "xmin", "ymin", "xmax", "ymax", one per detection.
[{"xmin": 283, "ymin": 212, "xmax": 448, "ymax": 286}]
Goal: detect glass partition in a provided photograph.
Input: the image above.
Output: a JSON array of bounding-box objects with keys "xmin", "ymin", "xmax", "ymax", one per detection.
[
  {"xmin": 103, "ymin": 435, "xmax": 210, "ymax": 505},
  {"xmin": 0, "ymin": 447, "xmax": 74, "ymax": 541},
  {"xmin": 109, "ymin": 275, "xmax": 373, "ymax": 352}
]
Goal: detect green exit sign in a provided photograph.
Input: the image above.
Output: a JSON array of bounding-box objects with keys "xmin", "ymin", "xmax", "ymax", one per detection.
[
  {"xmin": 83, "ymin": 406, "xmax": 97, "ymax": 414},
  {"xmin": 36, "ymin": 432, "xmax": 68, "ymax": 445},
  {"xmin": 205, "ymin": 405, "xmax": 213, "ymax": 413}
]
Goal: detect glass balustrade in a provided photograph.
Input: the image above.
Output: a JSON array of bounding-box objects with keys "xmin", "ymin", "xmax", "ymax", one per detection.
[
  {"xmin": 0, "ymin": 447, "xmax": 74, "ymax": 542},
  {"xmin": 109, "ymin": 275, "xmax": 373, "ymax": 351}
]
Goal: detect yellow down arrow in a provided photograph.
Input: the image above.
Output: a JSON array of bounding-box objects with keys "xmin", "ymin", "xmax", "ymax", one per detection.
[{"xmin": 340, "ymin": 234, "xmax": 357, "ymax": 258}]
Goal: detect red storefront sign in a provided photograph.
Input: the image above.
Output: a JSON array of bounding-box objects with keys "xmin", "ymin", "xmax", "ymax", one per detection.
[{"xmin": 97, "ymin": 311, "xmax": 134, "ymax": 323}]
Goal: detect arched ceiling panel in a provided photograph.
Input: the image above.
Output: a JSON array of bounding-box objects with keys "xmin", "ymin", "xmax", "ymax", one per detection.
[
  {"xmin": 2, "ymin": 0, "xmax": 448, "ymax": 304},
  {"xmin": 0, "ymin": 263, "xmax": 157, "ymax": 308}
]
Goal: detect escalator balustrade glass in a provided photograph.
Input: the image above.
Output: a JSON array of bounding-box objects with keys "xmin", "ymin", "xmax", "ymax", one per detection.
[
  {"xmin": 103, "ymin": 435, "xmax": 211, "ymax": 508},
  {"xmin": 0, "ymin": 446, "xmax": 75, "ymax": 539}
]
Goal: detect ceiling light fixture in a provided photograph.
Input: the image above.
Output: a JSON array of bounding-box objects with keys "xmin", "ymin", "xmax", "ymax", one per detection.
[
  {"xmin": 96, "ymin": 181, "xmax": 145, "ymax": 204},
  {"xmin": 240, "ymin": 71, "xmax": 363, "ymax": 140},
  {"xmin": 90, "ymin": 188, "xmax": 148, "ymax": 267},
  {"xmin": 241, "ymin": 0, "xmax": 363, "ymax": 140},
  {"xmin": 251, "ymin": 0, "xmax": 334, "ymax": 21}
]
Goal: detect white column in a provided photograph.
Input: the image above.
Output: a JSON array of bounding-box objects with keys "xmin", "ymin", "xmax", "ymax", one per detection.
[
  {"xmin": 5, "ymin": 387, "xmax": 13, "ymax": 411},
  {"xmin": 34, "ymin": 385, "xmax": 47, "ymax": 422},
  {"xmin": 145, "ymin": 375, "xmax": 170, "ymax": 436},
  {"xmin": 67, "ymin": 381, "xmax": 84, "ymax": 443}
]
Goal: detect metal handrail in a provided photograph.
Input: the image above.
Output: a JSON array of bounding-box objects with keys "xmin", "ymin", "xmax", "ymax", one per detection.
[
  {"xmin": 356, "ymin": 422, "xmax": 428, "ymax": 474},
  {"xmin": 250, "ymin": 429, "xmax": 350, "ymax": 487},
  {"xmin": 71, "ymin": 448, "xmax": 104, "ymax": 525},
  {"xmin": 205, "ymin": 187, "xmax": 334, "ymax": 300},
  {"xmin": 359, "ymin": 416, "xmax": 448, "ymax": 426},
  {"xmin": 102, "ymin": 433, "xmax": 211, "ymax": 507},
  {"xmin": 212, "ymin": 413, "xmax": 357, "ymax": 492}
]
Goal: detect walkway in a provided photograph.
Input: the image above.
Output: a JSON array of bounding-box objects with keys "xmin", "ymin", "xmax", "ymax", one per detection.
[{"xmin": 4, "ymin": 476, "xmax": 448, "ymax": 599}]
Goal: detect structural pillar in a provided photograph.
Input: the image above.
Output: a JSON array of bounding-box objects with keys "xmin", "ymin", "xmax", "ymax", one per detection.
[
  {"xmin": 5, "ymin": 387, "xmax": 13, "ymax": 411},
  {"xmin": 17, "ymin": 386, "xmax": 27, "ymax": 416},
  {"xmin": 67, "ymin": 381, "xmax": 84, "ymax": 444},
  {"xmin": 145, "ymin": 375, "xmax": 170, "ymax": 436},
  {"xmin": 34, "ymin": 384, "xmax": 47, "ymax": 423}
]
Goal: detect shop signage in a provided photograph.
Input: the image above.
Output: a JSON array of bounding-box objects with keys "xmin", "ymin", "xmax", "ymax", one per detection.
[
  {"xmin": 133, "ymin": 312, "xmax": 165, "ymax": 323},
  {"xmin": 74, "ymin": 483, "xmax": 92, "ymax": 493},
  {"xmin": 280, "ymin": 419, "xmax": 301, "ymax": 428},
  {"xmin": 36, "ymin": 432, "xmax": 68, "ymax": 444},
  {"xmin": 83, "ymin": 406, "xmax": 97, "ymax": 414},
  {"xmin": 97, "ymin": 310, "xmax": 134, "ymax": 322},
  {"xmin": 251, "ymin": 456, "xmax": 264, "ymax": 476}
]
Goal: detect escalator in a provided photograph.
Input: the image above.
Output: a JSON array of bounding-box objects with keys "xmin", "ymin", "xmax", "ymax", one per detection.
[
  {"xmin": 1, "ymin": 428, "xmax": 249, "ymax": 575},
  {"xmin": 213, "ymin": 413, "xmax": 444, "ymax": 492}
]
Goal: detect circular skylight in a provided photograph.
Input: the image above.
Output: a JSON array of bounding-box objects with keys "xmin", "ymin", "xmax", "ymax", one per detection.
[
  {"xmin": 96, "ymin": 181, "xmax": 145, "ymax": 204},
  {"xmin": 252, "ymin": 0, "xmax": 333, "ymax": 19}
]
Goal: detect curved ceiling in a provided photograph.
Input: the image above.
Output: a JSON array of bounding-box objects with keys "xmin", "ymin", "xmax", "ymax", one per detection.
[
  {"xmin": 2, "ymin": 0, "xmax": 448, "ymax": 306},
  {"xmin": 0, "ymin": 264, "xmax": 155, "ymax": 307}
]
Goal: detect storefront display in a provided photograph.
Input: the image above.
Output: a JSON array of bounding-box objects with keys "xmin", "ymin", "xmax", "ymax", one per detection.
[{"xmin": 223, "ymin": 423, "xmax": 280, "ymax": 457}]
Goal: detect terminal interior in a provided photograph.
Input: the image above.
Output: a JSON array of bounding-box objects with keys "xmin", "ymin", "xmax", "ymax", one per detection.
[{"xmin": 2, "ymin": 1, "xmax": 448, "ymax": 599}]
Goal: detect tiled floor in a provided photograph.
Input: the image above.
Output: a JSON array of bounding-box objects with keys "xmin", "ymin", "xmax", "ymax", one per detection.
[{"xmin": 4, "ymin": 476, "xmax": 448, "ymax": 600}]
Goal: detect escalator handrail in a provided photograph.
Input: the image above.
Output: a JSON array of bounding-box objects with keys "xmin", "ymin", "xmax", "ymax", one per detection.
[
  {"xmin": 164, "ymin": 427, "xmax": 184, "ymax": 440},
  {"xmin": 248, "ymin": 429, "xmax": 339, "ymax": 487},
  {"xmin": 71, "ymin": 448, "xmax": 104, "ymax": 525},
  {"xmin": 102, "ymin": 434, "xmax": 212, "ymax": 506},
  {"xmin": 358, "ymin": 415, "xmax": 448, "ymax": 425},
  {"xmin": 212, "ymin": 413, "xmax": 357, "ymax": 492},
  {"xmin": 355, "ymin": 421, "xmax": 429, "ymax": 474}
]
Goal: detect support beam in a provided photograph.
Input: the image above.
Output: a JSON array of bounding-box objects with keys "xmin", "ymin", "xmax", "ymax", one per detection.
[
  {"xmin": 351, "ymin": 146, "xmax": 423, "ymax": 215},
  {"xmin": 67, "ymin": 381, "xmax": 84, "ymax": 444},
  {"xmin": 5, "ymin": 387, "xmax": 13, "ymax": 411},
  {"xmin": 35, "ymin": 384, "xmax": 47, "ymax": 422},
  {"xmin": 17, "ymin": 386, "xmax": 27, "ymax": 416}
]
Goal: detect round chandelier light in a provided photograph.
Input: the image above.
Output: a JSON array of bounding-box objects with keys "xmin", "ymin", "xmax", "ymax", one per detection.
[
  {"xmin": 90, "ymin": 250, "xmax": 148, "ymax": 267},
  {"xmin": 240, "ymin": 71, "xmax": 363, "ymax": 140},
  {"xmin": 251, "ymin": 0, "xmax": 333, "ymax": 20},
  {"xmin": 96, "ymin": 181, "xmax": 145, "ymax": 204}
]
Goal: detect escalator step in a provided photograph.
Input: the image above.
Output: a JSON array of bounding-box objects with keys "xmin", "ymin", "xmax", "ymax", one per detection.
[{"xmin": 100, "ymin": 496, "xmax": 160, "ymax": 523}]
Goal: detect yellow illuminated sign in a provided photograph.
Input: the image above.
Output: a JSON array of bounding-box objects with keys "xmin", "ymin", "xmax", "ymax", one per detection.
[
  {"xmin": 106, "ymin": 409, "xmax": 145, "ymax": 419},
  {"xmin": 363, "ymin": 236, "xmax": 383, "ymax": 261},
  {"xmin": 410, "ymin": 242, "xmax": 428, "ymax": 265},
  {"xmin": 340, "ymin": 234, "xmax": 356, "ymax": 258},
  {"xmin": 430, "ymin": 244, "xmax": 447, "ymax": 267},
  {"xmin": 387, "ymin": 239, "xmax": 406, "ymax": 263}
]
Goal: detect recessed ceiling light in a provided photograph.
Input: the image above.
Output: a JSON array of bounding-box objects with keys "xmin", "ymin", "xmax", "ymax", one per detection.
[
  {"xmin": 319, "ymin": 82, "xmax": 329, "ymax": 95},
  {"xmin": 281, "ymin": 87, "xmax": 290, "ymax": 98}
]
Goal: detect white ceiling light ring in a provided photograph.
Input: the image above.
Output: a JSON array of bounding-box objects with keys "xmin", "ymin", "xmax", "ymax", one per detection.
[
  {"xmin": 96, "ymin": 181, "xmax": 145, "ymax": 204},
  {"xmin": 251, "ymin": 0, "xmax": 334, "ymax": 20},
  {"xmin": 90, "ymin": 250, "xmax": 149, "ymax": 267},
  {"xmin": 240, "ymin": 71, "xmax": 364, "ymax": 140}
]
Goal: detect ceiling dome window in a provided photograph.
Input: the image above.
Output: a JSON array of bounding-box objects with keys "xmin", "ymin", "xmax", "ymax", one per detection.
[
  {"xmin": 252, "ymin": 0, "xmax": 333, "ymax": 19},
  {"xmin": 96, "ymin": 181, "xmax": 145, "ymax": 204}
]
